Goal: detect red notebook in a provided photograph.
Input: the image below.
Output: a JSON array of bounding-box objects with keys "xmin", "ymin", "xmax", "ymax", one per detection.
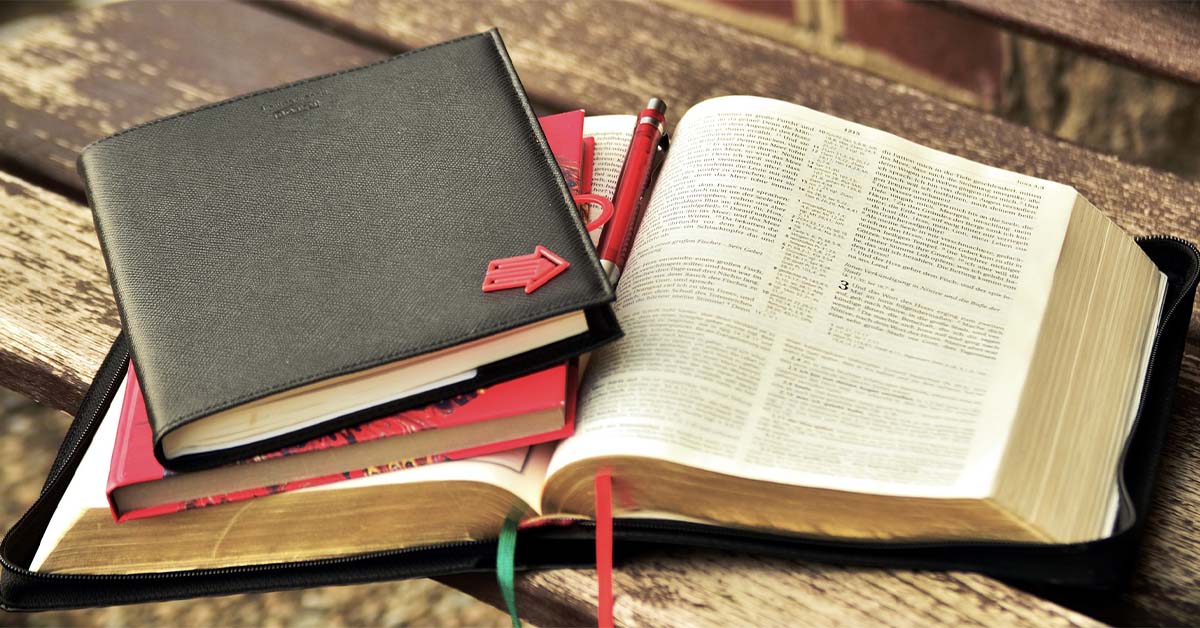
[
  {"xmin": 107, "ymin": 362, "xmax": 576, "ymax": 521},
  {"xmin": 539, "ymin": 109, "xmax": 585, "ymax": 193}
]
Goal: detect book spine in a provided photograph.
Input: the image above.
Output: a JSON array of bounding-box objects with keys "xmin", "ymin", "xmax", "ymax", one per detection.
[{"xmin": 106, "ymin": 364, "xmax": 155, "ymax": 519}]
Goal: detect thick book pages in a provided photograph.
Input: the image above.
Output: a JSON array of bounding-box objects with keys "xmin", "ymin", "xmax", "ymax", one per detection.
[
  {"xmin": 31, "ymin": 382, "xmax": 549, "ymax": 573},
  {"xmin": 78, "ymin": 30, "xmax": 617, "ymax": 471},
  {"xmin": 107, "ymin": 362, "xmax": 575, "ymax": 521},
  {"xmin": 33, "ymin": 101, "xmax": 1173, "ymax": 575}
]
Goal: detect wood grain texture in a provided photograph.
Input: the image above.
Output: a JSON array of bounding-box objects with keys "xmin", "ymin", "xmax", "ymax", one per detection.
[
  {"xmin": 0, "ymin": 0, "xmax": 382, "ymax": 192},
  {"xmin": 0, "ymin": 171, "xmax": 117, "ymax": 412},
  {"xmin": 442, "ymin": 550, "xmax": 1104, "ymax": 628},
  {"xmin": 0, "ymin": 175, "xmax": 1102, "ymax": 628},
  {"xmin": 938, "ymin": 0, "xmax": 1200, "ymax": 86},
  {"xmin": 0, "ymin": 0, "xmax": 1194, "ymax": 625}
]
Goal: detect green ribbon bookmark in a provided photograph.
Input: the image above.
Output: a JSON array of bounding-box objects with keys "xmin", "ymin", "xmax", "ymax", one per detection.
[{"xmin": 496, "ymin": 514, "xmax": 521, "ymax": 628}]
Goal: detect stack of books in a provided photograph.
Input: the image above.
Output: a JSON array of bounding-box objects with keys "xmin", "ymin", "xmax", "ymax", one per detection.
[
  {"xmin": 104, "ymin": 110, "xmax": 598, "ymax": 523},
  {"xmin": 32, "ymin": 104, "xmax": 616, "ymax": 570}
]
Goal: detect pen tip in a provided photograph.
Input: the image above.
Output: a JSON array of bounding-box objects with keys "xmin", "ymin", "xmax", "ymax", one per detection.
[{"xmin": 647, "ymin": 98, "xmax": 667, "ymax": 115}]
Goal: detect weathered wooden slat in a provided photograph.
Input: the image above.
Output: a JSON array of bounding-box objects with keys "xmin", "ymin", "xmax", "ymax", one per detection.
[
  {"xmin": 0, "ymin": 1, "xmax": 383, "ymax": 192},
  {"xmin": 0, "ymin": 0, "xmax": 1192, "ymax": 625},
  {"xmin": 938, "ymin": 0, "xmax": 1200, "ymax": 86},
  {"xmin": 0, "ymin": 171, "xmax": 117, "ymax": 411},
  {"xmin": 442, "ymin": 550, "xmax": 1106, "ymax": 628}
]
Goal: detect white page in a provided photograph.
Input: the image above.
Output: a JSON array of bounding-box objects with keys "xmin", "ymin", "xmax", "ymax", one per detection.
[
  {"xmin": 31, "ymin": 378, "xmax": 126, "ymax": 571},
  {"xmin": 581, "ymin": 115, "xmax": 636, "ymax": 244},
  {"xmin": 552, "ymin": 97, "xmax": 1077, "ymax": 499}
]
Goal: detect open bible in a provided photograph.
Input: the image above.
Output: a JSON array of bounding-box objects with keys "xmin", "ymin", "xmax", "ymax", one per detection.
[{"xmin": 34, "ymin": 97, "xmax": 1167, "ymax": 573}]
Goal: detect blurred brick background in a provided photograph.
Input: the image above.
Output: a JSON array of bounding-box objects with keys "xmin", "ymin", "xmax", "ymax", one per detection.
[{"xmin": 666, "ymin": 0, "xmax": 1200, "ymax": 180}]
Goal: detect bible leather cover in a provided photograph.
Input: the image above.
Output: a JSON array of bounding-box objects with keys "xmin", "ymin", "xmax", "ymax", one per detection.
[
  {"xmin": 76, "ymin": 30, "xmax": 617, "ymax": 471},
  {"xmin": 1, "ymin": 236, "xmax": 1196, "ymax": 611}
]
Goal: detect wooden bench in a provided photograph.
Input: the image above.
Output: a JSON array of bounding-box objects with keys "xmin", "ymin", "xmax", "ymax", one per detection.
[
  {"xmin": 2, "ymin": 1, "xmax": 1198, "ymax": 625},
  {"xmin": 940, "ymin": 0, "xmax": 1200, "ymax": 85}
]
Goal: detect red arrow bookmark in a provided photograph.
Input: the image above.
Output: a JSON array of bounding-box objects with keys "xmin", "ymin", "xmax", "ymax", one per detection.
[{"xmin": 482, "ymin": 245, "xmax": 570, "ymax": 294}]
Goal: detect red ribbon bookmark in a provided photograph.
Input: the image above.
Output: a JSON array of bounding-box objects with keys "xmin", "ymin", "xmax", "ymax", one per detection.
[{"xmin": 595, "ymin": 469, "xmax": 615, "ymax": 628}]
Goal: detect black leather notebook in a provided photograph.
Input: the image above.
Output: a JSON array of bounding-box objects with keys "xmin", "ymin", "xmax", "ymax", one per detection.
[{"xmin": 78, "ymin": 30, "xmax": 619, "ymax": 471}]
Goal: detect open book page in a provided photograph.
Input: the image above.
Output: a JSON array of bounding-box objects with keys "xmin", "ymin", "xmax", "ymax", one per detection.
[
  {"xmin": 583, "ymin": 115, "xmax": 636, "ymax": 199},
  {"xmin": 550, "ymin": 96, "xmax": 1079, "ymax": 499},
  {"xmin": 32, "ymin": 377, "xmax": 129, "ymax": 571}
]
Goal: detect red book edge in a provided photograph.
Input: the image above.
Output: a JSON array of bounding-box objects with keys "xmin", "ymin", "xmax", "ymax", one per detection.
[
  {"xmin": 539, "ymin": 109, "xmax": 586, "ymax": 194},
  {"xmin": 107, "ymin": 362, "xmax": 576, "ymax": 522},
  {"xmin": 443, "ymin": 359, "xmax": 578, "ymax": 459}
]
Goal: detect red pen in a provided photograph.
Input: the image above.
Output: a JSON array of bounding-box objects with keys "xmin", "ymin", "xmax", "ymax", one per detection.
[{"xmin": 597, "ymin": 98, "xmax": 667, "ymax": 285}]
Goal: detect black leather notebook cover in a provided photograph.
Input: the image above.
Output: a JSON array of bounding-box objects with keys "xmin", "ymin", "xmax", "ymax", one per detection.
[{"xmin": 77, "ymin": 30, "xmax": 618, "ymax": 470}]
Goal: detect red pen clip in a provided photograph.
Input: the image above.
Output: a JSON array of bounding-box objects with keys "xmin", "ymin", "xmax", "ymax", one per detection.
[{"xmin": 573, "ymin": 193, "xmax": 614, "ymax": 232}]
